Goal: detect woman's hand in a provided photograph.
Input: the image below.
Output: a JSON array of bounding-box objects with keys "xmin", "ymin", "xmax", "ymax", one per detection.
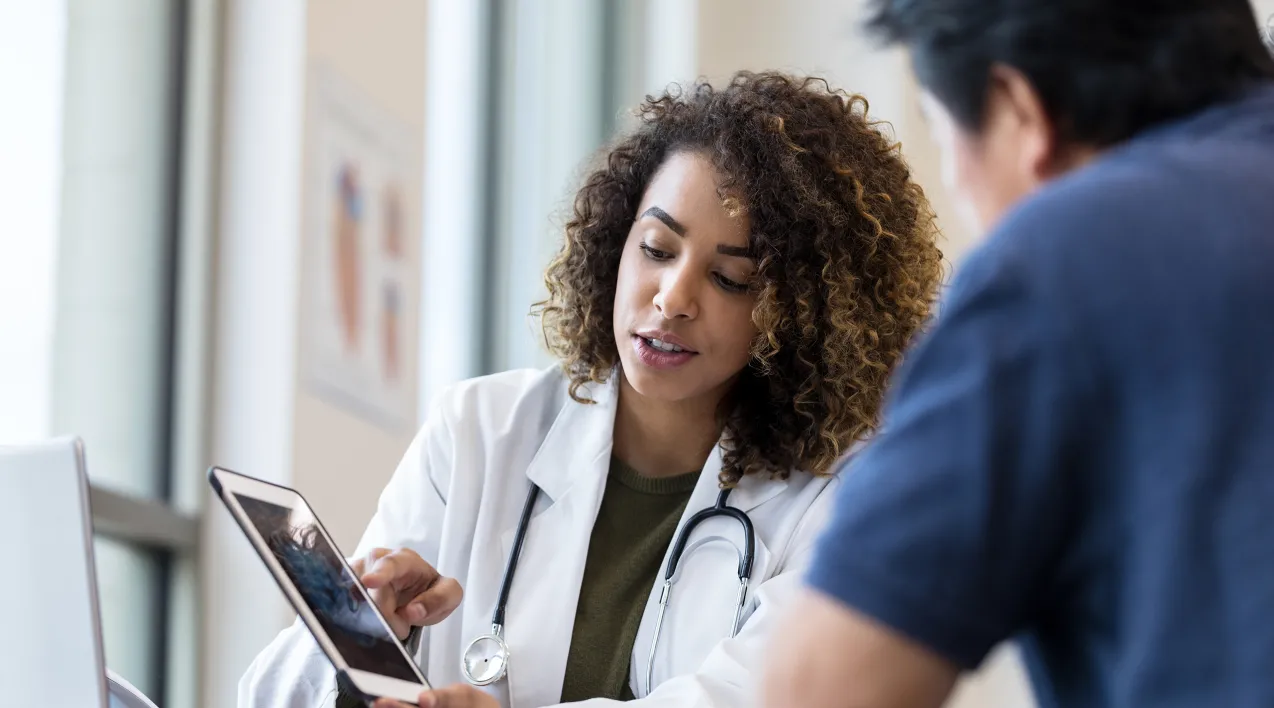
[
  {"xmin": 351, "ymin": 547, "xmax": 463, "ymax": 640},
  {"xmin": 374, "ymin": 684, "xmax": 499, "ymax": 708}
]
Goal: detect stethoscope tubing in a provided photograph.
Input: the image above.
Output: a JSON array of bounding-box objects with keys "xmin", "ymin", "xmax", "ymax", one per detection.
[{"xmin": 492, "ymin": 484, "xmax": 540, "ymax": 628}]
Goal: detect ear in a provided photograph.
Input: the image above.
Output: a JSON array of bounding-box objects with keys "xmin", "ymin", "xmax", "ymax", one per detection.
[{"xmin": 987, "ymin": 63, "xmax": 1058, "ymax": 179}]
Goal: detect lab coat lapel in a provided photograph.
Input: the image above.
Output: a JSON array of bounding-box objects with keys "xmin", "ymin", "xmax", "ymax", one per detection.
[
  {"xmin": 499, "ymin": 377, "xmax": 617, "ymax": 708},
  {"xmin": 725, "ymin": 457, "xmax": 789, "ymax": 514}
]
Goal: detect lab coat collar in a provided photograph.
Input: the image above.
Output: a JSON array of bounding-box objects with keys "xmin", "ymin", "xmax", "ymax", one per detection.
[
  {"xmin": 523, "ymin": 374, "xmax": 618, "ymax": 503},
  {"xmin": 725, "ymin": 455, "xmax": 789, "ymax": 512},
  {"xmin": 523, "ymin": 370, "xmax": 791, "ymax": 511}
]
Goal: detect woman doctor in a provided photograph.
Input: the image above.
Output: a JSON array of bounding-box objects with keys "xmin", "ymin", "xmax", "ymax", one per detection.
[{"xmin": 240, "ymin": 71, "xmax": 943, "ymax": 708}]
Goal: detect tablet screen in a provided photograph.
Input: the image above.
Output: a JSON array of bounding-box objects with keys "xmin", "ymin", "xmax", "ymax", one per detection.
[{"xmin": 233, "ymin": 494, "xmax": 420, "ymax": 682}]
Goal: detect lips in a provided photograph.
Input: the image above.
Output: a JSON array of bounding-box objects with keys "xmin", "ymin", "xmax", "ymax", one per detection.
[
  {"xmin": 632, "ymin": 334, "xmax": 696, "ymax": 370},
  {"xmin": 633, "ymin": 330, "xmax": 698, "ymax": 354}
]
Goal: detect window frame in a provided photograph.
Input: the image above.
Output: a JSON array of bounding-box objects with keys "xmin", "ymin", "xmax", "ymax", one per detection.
[{"xmin": 78, "ymin": 1, "xmax": 222, "ymax": 707}]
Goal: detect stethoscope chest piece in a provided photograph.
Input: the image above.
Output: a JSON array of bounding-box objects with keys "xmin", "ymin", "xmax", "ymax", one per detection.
[{"xmin": 462, "ymin": 626, "xmax": 510, "ymax": 686}]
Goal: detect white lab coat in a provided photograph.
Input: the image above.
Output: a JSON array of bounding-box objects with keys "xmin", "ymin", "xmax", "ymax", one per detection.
[{"xmin": 239, "ymin": 366, "xmax": 840, "ymax": 708}]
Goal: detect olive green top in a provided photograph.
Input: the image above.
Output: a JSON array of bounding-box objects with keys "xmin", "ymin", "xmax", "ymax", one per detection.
[{"xmin": 559, "ymin": 457, "xmax": 700, "ymax": 702}]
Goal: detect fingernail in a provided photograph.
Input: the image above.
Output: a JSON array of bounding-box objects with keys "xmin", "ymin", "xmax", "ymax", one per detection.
[
  {"xmin": 419, "ymin": 695, "xmax": 435, "ymax": 708},
  {"xmin": 411, "ymin": 602, "xmax": 427, "ymax": 621}
]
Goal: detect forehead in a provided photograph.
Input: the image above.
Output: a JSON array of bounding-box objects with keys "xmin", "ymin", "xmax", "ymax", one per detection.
[{"xmin": 639, "ymin": 152, "xmax": 750, "ymax": 241}]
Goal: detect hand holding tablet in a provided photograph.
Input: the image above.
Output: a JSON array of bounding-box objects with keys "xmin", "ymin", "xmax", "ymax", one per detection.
[{"xmin": 208, "ymin": 466, "xmax": 433, "ymax": 704}]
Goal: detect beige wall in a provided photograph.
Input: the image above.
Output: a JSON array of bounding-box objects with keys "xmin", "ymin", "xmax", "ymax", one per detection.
[{"xmin": 293, "ymin": 0, "xmax": 426, "ymax": 553}]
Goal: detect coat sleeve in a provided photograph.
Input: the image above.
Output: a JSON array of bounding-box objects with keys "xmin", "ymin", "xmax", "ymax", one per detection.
[
  {"xmin": 547, "ymin": 478, "xmax": 840, "ymax": 708},
  {"xmin": 236, "ymin": 397, "xmax": 455, "ymax": 708}
]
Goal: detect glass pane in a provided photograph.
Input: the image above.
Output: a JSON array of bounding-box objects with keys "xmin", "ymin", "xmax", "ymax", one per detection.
[
  {"xmin": 50, "ymin": 0, "xmax": 184, "ymax": 500},
  {"xmin": 94, "ymin": 536, "xmax": 163, "ymax": 701},
  {"xmin": 0, "ymin": 4, "xmax": 63, "ymax": 446}
]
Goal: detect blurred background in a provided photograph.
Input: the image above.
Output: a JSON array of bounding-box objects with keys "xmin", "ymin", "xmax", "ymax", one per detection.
[{"xmin": 5, "ymin": 1, "xmax": 1272, "ymax": 707}]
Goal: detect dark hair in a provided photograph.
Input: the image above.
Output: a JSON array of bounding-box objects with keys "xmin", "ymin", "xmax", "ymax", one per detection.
[
  {"xmin": 533, "ymin": 71, "xmax": 944, "ymax": 485},
  {"xmin": 865, "ymin": 0, "xmax": 1274, "ymax": 146}
]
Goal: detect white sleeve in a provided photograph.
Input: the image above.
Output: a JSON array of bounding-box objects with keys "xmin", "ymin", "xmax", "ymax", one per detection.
[
  {"xmin": 548, "ymin": 479, "xmax": 840, "ymax": 708},
  {"xmin": 236, "ymin": 401, "xmax": 454, "ymax": 708},
  {"xmin": 237, "ymin": 623, "xmax": 338, "ymax": 708}
]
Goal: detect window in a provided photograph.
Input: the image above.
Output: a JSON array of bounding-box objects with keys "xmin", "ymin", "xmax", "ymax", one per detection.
[
  {"xmin": 7, "ymin": 1, "xmax": 219, "ymax": 706},
  {"xmin": 480, "ymin": 0, "xmax": 653, "ymax": 373}
]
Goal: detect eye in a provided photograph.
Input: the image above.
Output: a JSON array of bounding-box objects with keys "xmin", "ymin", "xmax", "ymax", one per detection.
[
  {"xmin": 714, "ymin": 273, "xmax": 749, "ymax": 293},
  {"xmin": 639, "ymin": 242, "xmax": 673, "ymax": 261}
]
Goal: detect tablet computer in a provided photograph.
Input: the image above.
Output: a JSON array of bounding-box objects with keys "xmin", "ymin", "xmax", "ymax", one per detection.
[{"xmin": 209, "ymin": 466, "xmax": 430, "ymax": 704}]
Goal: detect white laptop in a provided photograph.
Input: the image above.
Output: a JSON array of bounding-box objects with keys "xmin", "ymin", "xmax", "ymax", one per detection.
[{"xmin": 0, "ymin": 437, "xmax": 159, "ymax": 708}]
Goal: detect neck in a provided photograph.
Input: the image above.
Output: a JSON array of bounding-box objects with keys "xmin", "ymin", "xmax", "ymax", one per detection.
[
  {"xmin": 1046, "ymin": 142, "xmax": 1102, "ymax": 177},
  {"xmin": 612, "ymin": 371, "xmax": 726, "ymax": 479}
]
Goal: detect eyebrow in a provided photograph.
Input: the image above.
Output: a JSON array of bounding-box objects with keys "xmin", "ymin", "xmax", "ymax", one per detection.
[
  {"xmin": 716, "ymin": 245, "xmax": 752, "ymax": 258},
  {"xmin": 641, "ymin": 205, "xmax": 754, "ymax": 259},
  {"xmin": 640, "ymin": 206, "xmax": 686, "ymax": 236}
]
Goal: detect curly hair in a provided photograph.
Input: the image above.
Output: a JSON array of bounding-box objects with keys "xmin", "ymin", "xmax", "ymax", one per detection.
[{"xmin": 533, "ymin": 71, "xmax": 944, "ymax": 485}]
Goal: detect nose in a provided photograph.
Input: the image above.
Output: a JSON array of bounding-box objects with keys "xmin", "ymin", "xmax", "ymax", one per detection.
[{"xmin": 653, "ymin": 265, "xmax": 699, "ymax": 320}]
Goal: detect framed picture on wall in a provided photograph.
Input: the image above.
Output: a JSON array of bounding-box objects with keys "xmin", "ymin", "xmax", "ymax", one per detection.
[{"xmin": 299, "ymin": 64, "xmax": 419, "ymax": 432}]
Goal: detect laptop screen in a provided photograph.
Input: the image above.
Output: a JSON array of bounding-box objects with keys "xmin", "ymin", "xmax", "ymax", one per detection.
[{"xmin": 0, "ymin": 439, "xmax": 108, "ymax": 708}]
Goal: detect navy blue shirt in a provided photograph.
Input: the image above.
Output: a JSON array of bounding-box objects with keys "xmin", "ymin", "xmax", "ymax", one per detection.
[{"xmin": 808, "ymin": 83, "xmax": 1274, "ymax": 708}]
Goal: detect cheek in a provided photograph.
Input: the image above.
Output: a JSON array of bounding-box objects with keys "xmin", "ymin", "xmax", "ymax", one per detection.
[
  {"xmin": 613, "ymin": 248, "xmax": 652, "ymax": 317},
  {"xmin": 709, "ymin": 298, "xmax": 758, "ymax": 365}
]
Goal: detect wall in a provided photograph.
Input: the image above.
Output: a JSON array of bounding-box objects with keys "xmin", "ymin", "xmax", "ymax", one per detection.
[
  {"xmin": 292, "ymin": 0, "xmax": 426, "ymax": 555},
  {"xmin": 205, "ymin": 2, "xmax": 426, "ymax": 707}
]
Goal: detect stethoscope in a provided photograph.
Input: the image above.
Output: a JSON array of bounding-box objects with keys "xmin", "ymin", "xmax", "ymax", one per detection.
[{"xmin": 461, "ymin": 483, "xmax": 756, "ymax": 695}]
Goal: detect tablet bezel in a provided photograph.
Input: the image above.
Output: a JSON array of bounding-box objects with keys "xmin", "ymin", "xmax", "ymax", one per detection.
[{"xmin": 208, "ymin": 466, "xmax": 430, "ymax": 703}]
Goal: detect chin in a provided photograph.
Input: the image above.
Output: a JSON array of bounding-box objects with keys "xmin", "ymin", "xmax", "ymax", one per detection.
[
  {"xmin": 621, "ymin": 363, "xmax": 676, "ymax": 396},
  {"xmin": 618, "ymin": 360, "xmax": 697, "ymax": 402}
]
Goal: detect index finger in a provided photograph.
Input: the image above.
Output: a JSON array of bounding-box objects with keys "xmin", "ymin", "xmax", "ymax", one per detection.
[
  {"xmin": 352, "ymin": 547, "xmax": 392, "ymax": 577},
  {"xmin": 361, "ymin": 553, "xmax": 407, "ymax": 589},
  {"xmin": 368, "ymin": 551, "xmax": 442, "ymax": 598}
]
